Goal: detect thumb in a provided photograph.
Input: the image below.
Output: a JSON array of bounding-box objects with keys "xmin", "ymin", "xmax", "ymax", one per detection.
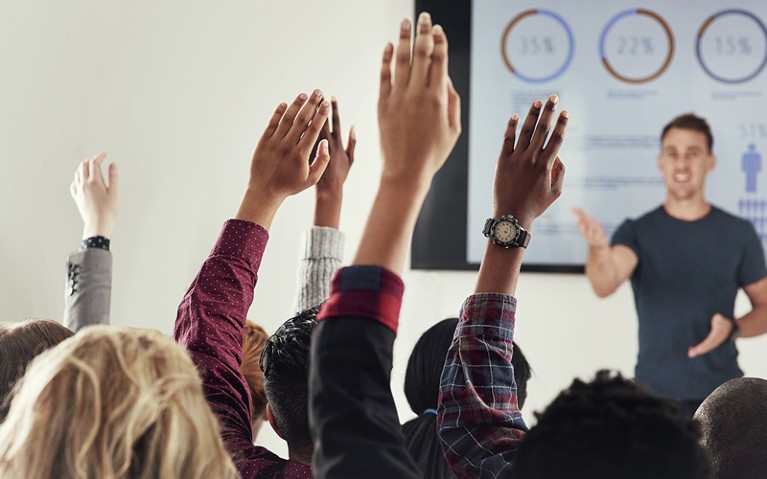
[{"xmin": 308, "ymin": 139, "xmax": 331, "ymax": 184}]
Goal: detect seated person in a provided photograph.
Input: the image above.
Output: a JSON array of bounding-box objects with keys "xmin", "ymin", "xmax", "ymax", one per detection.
[
  {"xmin": 694, "ymin": 377, "xmax": 767, "ymax": 479},
  {"xmin": 173, "ymin": 88, "xmax": 333, "ymax": 478},
  {"xmin": 308, "ymin": 12, "xmax": 462, "ymax": 478},
  {"xmin": 1, "ymin": 153, "xmax": 118, "ymax": 422},
  {"xmin": 511, "ymin": 371, "xmax": 711, "ymax": 479},
  {"xmin": 402, "ymin": 317, "xmax": 531, "ymax": 478},
  {"xmin": 436, "ymin": 94, "xmax": 711, "ymax": 478},
  {"xmin": 0, "ymin": 326, "xmax": 237, "ymax": 478}
]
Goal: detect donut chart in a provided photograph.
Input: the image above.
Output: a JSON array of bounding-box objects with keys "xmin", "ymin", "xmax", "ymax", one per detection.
[
  {"xmin": 599, "ymin": 9, "xmax": 675, "ymax": 84},
  {"xmin": 501, "ymin": 9, "xmax": 575, "ymax": 83},
  {"xmin": 695, "ymin": 9, "xmax": 767, "ymax": 84}
]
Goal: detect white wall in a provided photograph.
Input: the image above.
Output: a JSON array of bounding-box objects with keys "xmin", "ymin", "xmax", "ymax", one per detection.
[{"xmin": 2, "ymin": 0, "xmax": 766, "ymax": 459}]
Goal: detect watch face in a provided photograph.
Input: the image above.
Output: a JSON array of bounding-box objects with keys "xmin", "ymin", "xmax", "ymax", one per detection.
[{"xmin": 494, "ymin": 220, "xmax": 518, "ymax": 244}]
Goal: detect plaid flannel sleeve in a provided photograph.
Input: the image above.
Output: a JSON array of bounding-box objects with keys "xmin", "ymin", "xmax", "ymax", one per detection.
[{"xmin": 437, "ymin": 292, "xmax": 528, "ymax": 479}]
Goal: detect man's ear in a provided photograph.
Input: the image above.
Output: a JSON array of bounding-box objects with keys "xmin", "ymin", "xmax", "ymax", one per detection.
[{"xmin": 265, "ymin": 402, "xmax": 285, "ymax": 440}]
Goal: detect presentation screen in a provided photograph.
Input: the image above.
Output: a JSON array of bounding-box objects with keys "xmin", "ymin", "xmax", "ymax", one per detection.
[{"xmin": 412, "ymin": 0, "xmax": 767, "ymax": 272}]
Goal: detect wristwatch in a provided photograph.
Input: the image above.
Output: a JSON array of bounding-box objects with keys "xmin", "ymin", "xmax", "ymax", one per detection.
[{"xmin": 482, "ymin": 215, "xmax": 530, "ymax": 248}]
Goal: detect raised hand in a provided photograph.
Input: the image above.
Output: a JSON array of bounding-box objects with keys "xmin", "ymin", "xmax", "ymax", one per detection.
[
  {"xmin": 493, "ymin": 95, "xmax": 567, "ymax": 229},
  {"xmin": 377, "ymin": 13, "xmax": 461, "ymax": 187},
  {"xmin": 70, "ymin": 152, "xmax": 119, "ymax": 240},
  {"xmin": 314, "ymin": 97, "xmax": 356, "ymax": 228},
  {"xmin": 572, "ymin": 207, "xmax": 609, "ymax": 248},
  {"xmin": 688, "ymin": 313, "xmax": 736, "ymax": 358},
  {"xmin": 236, "ymin": 90, "xmax": 331, "ymax": 228}
]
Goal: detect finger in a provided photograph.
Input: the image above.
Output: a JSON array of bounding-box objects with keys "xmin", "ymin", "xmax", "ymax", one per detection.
[
  {"xmin": 410, "ymin": 12, "xmax": 434, "ymax": 86},
  {"xmin": 298, "ymin": 99, "xmax": 331, "ymax": 155},
  {"xmin": 428, "ymin": 24, "xmax": 448, "ymax": 90},
  {"xmin": 529, "ymin": 94, "xmax": 559, "ymax": 154},
  {"xmin": 330, "ymin": 97, "xmax": 341, "ymax": 137},
  {"xmin": 69, "ymin": 180, "xmax": 76, "ymax": 197},
  {"xmin": 515, "ymin": 100, "xmax": 543, "ymax": 152},
  {"xmin": 346, "ymin": 125, "xmax": 356, "ymax": 165},
  {"xmin": 108, "ymin": 163, "xmax": 120, "ymax": 196},
  {"xmin": 543, "ymin": 110, "xmax": 569, "ymax": 168},
  {"xmin": 320, "ymin": 117, "xmax": 331, "ymax": 141},
  {"xmin": 393, "ymin": 18, "xmax": 413, "ymax": 90},
  {"xmin": 307, "ymin": 139, "xmax": 331, "ymax": 185},
  {"xmin": 275, "ymin": 93, "xmax": 309, "ymax": 139},
  {"xmin": 81, "ymin": 158, "xmax": 91, "ymax": 182},
  {"xmin": 74, "ymin": 165, "xmax": 83, "ymax": 187},
  {"xmin": 500, "ymin": 114, "xmax": 520, "ymax": 158},
  {"xmin": 447, "ymin": 78, "xmax": 461, "ymax": 131},
  {"xmin": 286, "ymin": 89, "xmax": 323, "ymax": 144},
  {"xmin": 264, "ymin": 102, "xmax": 288, "ymax": 138},
  {"xmin": 551, "ymin": 157, "xmax": 565, "ymax": 197},
  {"xmin": 688, "ymin": 326, "xmax": 725, "ymax": 358},
  {"xmin": 379, "ymin": 43, "xmax": 394, "ymax": 99},
  {"xmin": 89, "ymin": 152, "xmax": 107, "ymax": 185},
  {"xmin": 571, "ymin": 207, "xmax": 588, "ymax": 222}
]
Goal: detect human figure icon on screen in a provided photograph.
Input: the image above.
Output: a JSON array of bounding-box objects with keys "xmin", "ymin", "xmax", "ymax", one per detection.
[{"xmin": 742, "ymin": 143, "xmax": 761, "ymax": 193}]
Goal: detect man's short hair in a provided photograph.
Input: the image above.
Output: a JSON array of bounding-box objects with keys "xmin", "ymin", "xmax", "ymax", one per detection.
[
  {"xmin": 511, "ymin": 370, "xmax": 711, "ymax": 479},
  {"xmin": 661, "ymin": 113, "xmax": 714, "ymax": 153},
  {"xmin": 694, "ymin": 377, "xmax": 767, "ymax": 479},
  {"xmin": 260, "ymin": 307, "xmax": 318, "ymax": 458}
]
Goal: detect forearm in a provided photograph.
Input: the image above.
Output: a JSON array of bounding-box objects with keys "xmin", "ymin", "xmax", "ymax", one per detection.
[
  {"xmin": 63, "ymin": 248, "xmax": 112, "ymax": 332},
  {"xmin": 475, "ymin": 243, "xmax": 525, "ymax": 295},
  {"xmin": 314, "ymin": 190, "xmax": 342, "ymax": 229},
  {"xmin": 353, "ymin": 177, "xmax": 429, "ymax": 274},
  {"xmin": 235, "ymin": 187, "xmax": 283, "ymax": 231},
  {"xmin": 293, "ymin": 226, "xmax": 344, "ymax": 311},
  {"xmin": 584, "ymin": 246, "xmax": 622, "ymax": 297},
  {"xmin": 736, "ymin": 303, "xmax": 767, "ymax": 337}
]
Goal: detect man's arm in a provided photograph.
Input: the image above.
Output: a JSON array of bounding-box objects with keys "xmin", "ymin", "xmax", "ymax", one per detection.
[
  {"xmin": 173, "ymin": 91, "xmax": 330, "ymax": 477},
  {"xmin": 293, "ymin": 98, "xmax": 355, "ymax": 312},
  {"xmin": 64, "ymin": 153, "xmax": 119, "ymax": 332},
  {"xmin": 737, "ymin": 276, "xmax": 767, "ymax": 337},
  {"xmin": 439, "ymin": 95, "xmax": 568, "ymax": 478},
  {"xmin": 572, "ymin": 208, "xmax": 637, "ymax": 297},
  {"xmin": 309, "ymin": 13, "xmax": 461, "ymax": 479}
]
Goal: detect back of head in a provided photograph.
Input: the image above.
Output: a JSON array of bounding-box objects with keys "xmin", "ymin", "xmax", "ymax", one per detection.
[
  {"xmin": 0, "ymin": 319, "xmax": 73, "ymax": 421},
  {"xmin": 260, "ymin": 307, "xmax": 318, "ymax": 460},
  {"xmin": 694, "ymin": 377, "xmax": 767, "ymax": 479},
  {"xmin": 661, "ymin": 113, "xmax": 713, "ymax": 153},
  {"xmin": 241, "ymin": 320, "xmax": 269, "ymax": 421},
  {"xmin": 0, "ymin": 326, "xmax": 237, "ymax": 479},
  {"xmin": 512, "ymin": 370, "xmax": 711, "ymax": 479},
  {"xmin": 403, "ymin": 318, "xmax": 459, "ymax": 479}
]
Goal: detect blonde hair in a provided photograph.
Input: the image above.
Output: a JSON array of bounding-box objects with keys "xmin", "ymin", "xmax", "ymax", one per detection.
[
  {"xmin": 0, "ymin": 326, "xmax": 237, "ymax": 479},
  {"xmin": 241, "ymin": 320, "xmax": 269, "ymax": 419}
]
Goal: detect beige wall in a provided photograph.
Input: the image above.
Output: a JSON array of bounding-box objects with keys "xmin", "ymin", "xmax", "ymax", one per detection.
[{"xmin": 2, "ymin": 0, "xmax": 766, "ymax": 458}]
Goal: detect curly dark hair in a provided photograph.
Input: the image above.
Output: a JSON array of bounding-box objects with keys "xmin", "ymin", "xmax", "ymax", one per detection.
[
  {"xmin": 511, "ymin": 370, "xmax": 711, "ymax": 479},
  {"xmin": 260, "ymin": 306, "xmax": 319, "ymax": 461}
]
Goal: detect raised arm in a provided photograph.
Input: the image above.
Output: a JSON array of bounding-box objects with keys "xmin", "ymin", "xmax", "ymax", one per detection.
[
  {"xmin": 572, "ymin": 207, "xmax": 637, "ymax": 297},
  {"xmin": 439, "ymin": 96, "xmax": 568, "ymax": 478},
  {"xmin": 293, "ymin": 98, "xmax": 355, "ymax": 311},
  {"xmin": 173, "ymin": 91, "xmax": 329, "ymax": 477},
  {"xmin": 309, "ymin": 13, "xmax": 461, "ymax": 479},
  {"xmin": 64, "ymin": 153, "xmax": 119, "ymax": 332}
]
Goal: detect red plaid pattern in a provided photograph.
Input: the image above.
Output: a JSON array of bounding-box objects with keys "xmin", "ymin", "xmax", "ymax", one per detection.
[{"xmin": 438, "ymin": 293, "xmax": 528, "ymax": 478}]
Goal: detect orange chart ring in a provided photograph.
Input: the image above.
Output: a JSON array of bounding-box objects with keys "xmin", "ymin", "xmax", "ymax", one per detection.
[{"xmin": 599, "ymin": 8, "xmax": 675, "ymax": 84}]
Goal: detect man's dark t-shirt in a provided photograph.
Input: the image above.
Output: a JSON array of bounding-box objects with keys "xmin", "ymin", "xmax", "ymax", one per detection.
[{"xmin": 612, "ymin": 206, "xmax": 767, "ymax": 400}]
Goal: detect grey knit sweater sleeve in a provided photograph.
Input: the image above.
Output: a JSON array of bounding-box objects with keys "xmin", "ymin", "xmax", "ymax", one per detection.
[
  {"xmin": 63, "ymin": 248, "xmax": 112, "ymax": 332},
  {"xmin": 293, "ymin": 227, "xmax": 345, "ymax": 312}
]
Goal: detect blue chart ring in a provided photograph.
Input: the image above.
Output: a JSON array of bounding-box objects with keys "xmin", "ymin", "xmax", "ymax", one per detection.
[
  {"xmin": 695, "ymin": 9, "xmax": 767, "ymax": 84},
  {"xmin": 501, "ymin": 9, "xmax": 575, "ymax": 83},
  {"xmin": 599, "ymin": 8, "xmax": 675, "ymax": 84}
]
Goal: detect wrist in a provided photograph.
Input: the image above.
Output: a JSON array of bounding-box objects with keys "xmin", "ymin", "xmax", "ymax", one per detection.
[
  {"xmin": 235, "ymin": 186, "xmax": 284, "ymax": 230},
  {"xmin": 314, "ymin": 191, "xmax": 342, "ymax": 229},
  {"xmin": 82, "ymin": 223, "xmax": 113, "ymax": 240}
]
